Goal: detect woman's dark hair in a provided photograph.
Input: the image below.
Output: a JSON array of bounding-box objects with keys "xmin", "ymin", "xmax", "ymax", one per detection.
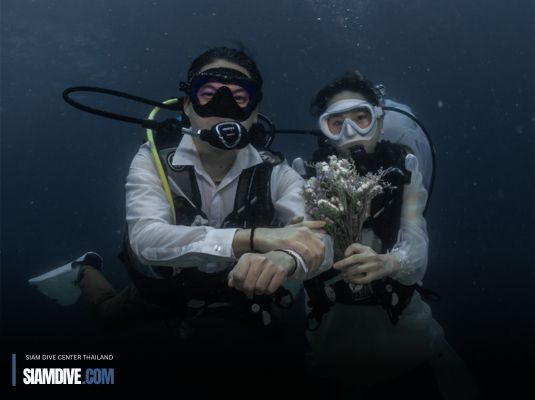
[
  {"xmin": 310, "ymin": 70, "xmax": 379, "ymax": 116},
  {"xmin": 186, "ymin": 46, "xmax": 263, "ymax": 88}
]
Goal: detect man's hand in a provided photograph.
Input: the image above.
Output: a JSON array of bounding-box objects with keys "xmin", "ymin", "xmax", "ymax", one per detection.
[
  {"xmin": 254, "ymin": 225, "xmax": 326, "ymax": 273},
  {"xmin": 333, "ymin": 243, "xmax": 401, "ymax": 284},
  {"xmin": 228, "ymin": 251, "xmax": 296, "ymax": 296}
]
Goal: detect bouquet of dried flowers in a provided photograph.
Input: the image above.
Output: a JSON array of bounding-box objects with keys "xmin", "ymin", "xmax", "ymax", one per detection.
[{"xmin": 303, "ymin": 155, "xmax": 390, "ymax": 263}]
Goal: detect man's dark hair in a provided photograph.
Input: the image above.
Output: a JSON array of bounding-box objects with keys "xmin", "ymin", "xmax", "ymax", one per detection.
[
  {"xmin": 310, "ymin": 70, "xmax": 379, "ymax": 116},
  {"xmin": 186, "ymin": 46, "xmax": 263, "ymax": 89}
]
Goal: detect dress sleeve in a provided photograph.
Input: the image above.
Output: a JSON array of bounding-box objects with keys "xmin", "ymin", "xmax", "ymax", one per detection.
[{"xmin": 389, "ymin": 154, "xmax": 430, "ymax": 285}]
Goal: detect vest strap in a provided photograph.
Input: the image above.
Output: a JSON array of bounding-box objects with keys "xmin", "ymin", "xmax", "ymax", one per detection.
[
  {"xmin": 121, "ymin": 132, "xmax": 286, "ymax": 326},
  {"xmin": 304, "ymin": 270, "xmax": 440, "ymax": 330}
]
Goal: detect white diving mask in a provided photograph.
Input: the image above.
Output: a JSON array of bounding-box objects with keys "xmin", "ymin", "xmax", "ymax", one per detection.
[{"xmin": 319, "ymin": 99, "xmax": 383, "ymax": 148}]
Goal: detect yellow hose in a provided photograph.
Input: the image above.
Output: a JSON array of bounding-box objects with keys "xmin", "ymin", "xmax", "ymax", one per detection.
[{"xmin": 146, "ymin": 98, "xmax": 179, "ymax": 225}]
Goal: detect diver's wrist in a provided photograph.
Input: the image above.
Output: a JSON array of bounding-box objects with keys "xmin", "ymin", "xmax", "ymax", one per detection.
[
  {"xmin": 273, "ymin": 249, "xmax": 298, "ymax": 277},
  {"xmin": 252, "ymin": 227, "xmax": 269, "ymax": 253},
  {"xmin": 232, "ymin": 228, "xmax": 252, "ymax": 258}
]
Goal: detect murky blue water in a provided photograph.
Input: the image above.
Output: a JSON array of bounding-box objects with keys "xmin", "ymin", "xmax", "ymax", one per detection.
[{"xmin": 1, "ymin": 0, "xmax": 533, "ymax": 396}]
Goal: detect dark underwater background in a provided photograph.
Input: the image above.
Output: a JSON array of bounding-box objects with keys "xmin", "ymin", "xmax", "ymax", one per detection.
[{"xmin": 1, "ymin": 0, "xmax": 533, "ymax": 397}]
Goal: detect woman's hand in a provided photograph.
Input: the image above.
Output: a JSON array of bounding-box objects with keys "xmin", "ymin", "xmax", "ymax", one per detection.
[{"xmin": 333, "ymin": 243, "xmax": 401, "ymax": 284}]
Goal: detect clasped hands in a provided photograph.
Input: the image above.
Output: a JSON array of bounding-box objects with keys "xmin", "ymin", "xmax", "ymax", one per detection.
[{"xmin": 228, "ymin": 218, "xmax": 326, "ymax": 296}]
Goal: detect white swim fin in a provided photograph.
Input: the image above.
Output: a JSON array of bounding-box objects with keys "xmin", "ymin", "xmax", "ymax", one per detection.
[{"xmin": 28, "ymin": 252, "xmax": 102, "ymax": 306}]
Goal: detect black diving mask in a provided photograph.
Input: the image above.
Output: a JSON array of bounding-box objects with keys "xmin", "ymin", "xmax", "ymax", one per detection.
[{"xmin": 180, "ymin": 67, "xmax": 261, "ymax": 121}]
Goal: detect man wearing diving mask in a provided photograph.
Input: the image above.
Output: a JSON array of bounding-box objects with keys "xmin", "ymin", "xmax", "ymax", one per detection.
[
  {"xmin": 109, "ymin": 50, "xmax": 331, "ymax": 307},
  {"xmin": 29, "ymin": 48, "xmax": 332, "ymax": 349},
  {"xmin": 157, "ymin": 54, "xmax": 332, "ymax": 292},
  {"xmin": 176, "ymin": 66, "xmax": 261, "ymax": 150},
  {"xmin": 182, "ymin": 67, "xmax": 261, "ymax": 122}
]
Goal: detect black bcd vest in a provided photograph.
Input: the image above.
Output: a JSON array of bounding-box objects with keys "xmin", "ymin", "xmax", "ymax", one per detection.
[
  {"xmin": 304, "ymin": 141, "xmax": 439, "ymax": 330},
  {"xmin": 118, "ymin": 128, "xmax": 292, "ymax": 326}
]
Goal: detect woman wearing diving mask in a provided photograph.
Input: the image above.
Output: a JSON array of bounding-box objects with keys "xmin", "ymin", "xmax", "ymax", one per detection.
[
  {"xmin": 318, "ymin": 97, "xmax": 384, "ymax": 155},
  {"xmin": 300, "ymin": 72, "xmax": 477, "ymax": 398}
]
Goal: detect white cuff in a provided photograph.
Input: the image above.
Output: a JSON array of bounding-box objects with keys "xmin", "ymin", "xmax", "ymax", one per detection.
[
  {"xmin": 280, "ymin": 248, "xmax": 308, "ymax": 274},
  {"xmin": 203, "ymin": 228, "xmax": 239, "ymax": 260},
  {"xmin": 389, "ymin": 246, "xmax": 412, "ymax": 281}
]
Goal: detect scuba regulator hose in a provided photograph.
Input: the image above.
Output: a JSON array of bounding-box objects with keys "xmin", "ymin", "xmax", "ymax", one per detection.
[
  {"xmin": 62, "ymin": 86, "xmax": 180, "ymax": 129},
  {"xmin": 63, "ymin": 86, "xmax": 182, "ymax": 223},
  {"xmin": 62, "ymin": 86, "xmax": 276, "ymax": 223},
  {"xmin": 62, "ymin": 87, "xmax": 436, "ymax": 214}
]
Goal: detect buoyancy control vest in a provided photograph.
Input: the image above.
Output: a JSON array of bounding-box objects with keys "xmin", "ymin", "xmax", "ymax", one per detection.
[
  {"xmin": 303, "ymin": 141, "xmax": 439, "ymax": 330},
  {"xmin": 118, "ymin": 127, "xmax": 293, "ymax": 327}
]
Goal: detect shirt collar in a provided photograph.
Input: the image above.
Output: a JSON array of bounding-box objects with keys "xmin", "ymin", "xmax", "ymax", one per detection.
[{"xmin": 171, "ymin": 134, "xmax": 264, "ymax": 188}]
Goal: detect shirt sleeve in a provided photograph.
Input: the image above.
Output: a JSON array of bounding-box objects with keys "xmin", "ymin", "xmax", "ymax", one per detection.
[
  {"xmin": 270, "ymin": 162, "xmax": 334, "ymax": 281},
  {"xmin": 389, "ymin": 154, "xmax": 430, "ymax": 285},
  {"xmin": 125, "ymin": 143, "xmax": 237, "ymax": 268}
]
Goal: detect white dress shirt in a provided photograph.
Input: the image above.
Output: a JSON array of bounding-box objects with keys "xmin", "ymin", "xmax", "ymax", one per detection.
[{"xmin": 126, "ymin": 135, "xmax": 332, "ymax": 277}]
